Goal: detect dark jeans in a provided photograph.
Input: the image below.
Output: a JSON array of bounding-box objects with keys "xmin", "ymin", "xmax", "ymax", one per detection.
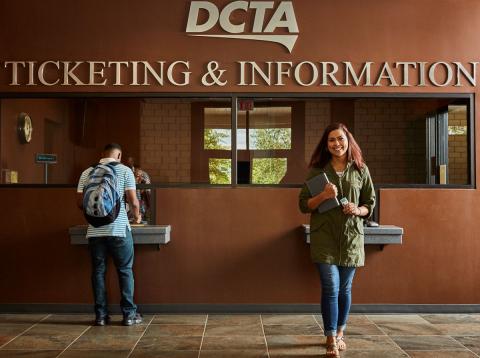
[
  {"xmin": 88, "ymin": 229, "xmax": 137, "ymax": 319},
  {"xmin": 315, "ymin": 263, "xmax": 356, "ymax": 337}
]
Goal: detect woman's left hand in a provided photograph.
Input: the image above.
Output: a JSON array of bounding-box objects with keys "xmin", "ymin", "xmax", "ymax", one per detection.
[{"xmin": 343, "ymin": 202, "xmax": 360, "ymax": 216}]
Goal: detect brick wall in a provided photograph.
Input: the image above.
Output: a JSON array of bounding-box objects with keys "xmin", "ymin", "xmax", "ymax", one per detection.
[
  {"xmin": 448, "ymin": 106, "xmax": 468, "ymax": 184},
  {"xmin": 304, "ymin": 100, "xmax": 330, "ymax": 164},
  {"xmin": 354, "ymin": 100, "xmax": 426, "ymax": 184},
  {"xmin": 140, "ymin": 99, "xmax": 191, "ymax": 183}
]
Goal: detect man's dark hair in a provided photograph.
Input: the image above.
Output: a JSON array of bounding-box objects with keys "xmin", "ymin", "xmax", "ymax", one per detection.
[{"xmin": 104, "ymin": 143, "xmax": 122, "ymax": 152}]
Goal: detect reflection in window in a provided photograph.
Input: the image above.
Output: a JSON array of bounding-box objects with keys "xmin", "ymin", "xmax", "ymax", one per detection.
[
  {"xmin": 204, "ymin": 107, "xmax": 292, "ymax": 150},
  {"xmin": 204, "ymin": 128, "xmax": 231, "ymax": 150},
  {"xmin": 239, "ymin": 107, "xmax": 292, "ymax": 150},
  {"xmin": 208, "ymin": 159, "xmax": 231, "ymax": 184},
  {"xmin": 252, "ymin": 158, "xmax": 287, "ymax": 184}
]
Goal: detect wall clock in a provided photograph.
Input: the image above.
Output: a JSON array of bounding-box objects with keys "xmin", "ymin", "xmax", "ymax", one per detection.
[{"xmin": 17, "ymin": 113, "xmax": 33, "ymax": 143}]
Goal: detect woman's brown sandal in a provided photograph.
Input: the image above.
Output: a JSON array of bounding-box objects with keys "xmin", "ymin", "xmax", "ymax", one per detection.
[
  {"xmin": 336, "ymin": 335, "xmax": 346, "ymax": 351},
  {"xmin": 326, "ymin": 341, "xmax": 340, "ymax": 357}
]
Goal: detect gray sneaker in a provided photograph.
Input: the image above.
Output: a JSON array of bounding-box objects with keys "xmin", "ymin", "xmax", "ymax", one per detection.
[{"xmin": 122, "ymin": 313, "xmax": 143, "ymax": 326}]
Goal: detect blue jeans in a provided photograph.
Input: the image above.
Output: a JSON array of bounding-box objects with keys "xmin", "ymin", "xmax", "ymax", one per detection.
[
  {"xmin": 88, "ymin": 229, "xmax": 137, "ymax": 319},
  {"xmin": 315, "ymin": 263, "xmax": 356, "ymax": 337}
]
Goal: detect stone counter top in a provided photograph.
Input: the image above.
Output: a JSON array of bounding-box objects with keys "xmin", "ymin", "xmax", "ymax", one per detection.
[
  {"xmin": 69, "ymin": 225, "xmax": 171, "ymax": 249},
  {"xmin": 302, "ymin": 224, "xmax": 403, "ymax": 247}
]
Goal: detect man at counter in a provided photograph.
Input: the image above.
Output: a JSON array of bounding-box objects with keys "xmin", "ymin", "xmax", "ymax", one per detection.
[{"xmin": 76, "ymin": 143, "xmax": 143, "ymax": 326}]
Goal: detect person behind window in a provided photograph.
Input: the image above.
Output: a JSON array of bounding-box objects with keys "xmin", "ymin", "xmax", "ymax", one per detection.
[
  {"xmin": 126, "ymin": 157, "xmax": 151, "ymax": 223},
  {"xmin": 76, "ymin": 143, "xmax": 143, "ymax": 326},
  {"xmin": 298, "ymin": 123, "xmax": 375, "ymax": 357},
  {"xmin": 134, "ymin": 167, "xmax": 151, "ymax": 223}
]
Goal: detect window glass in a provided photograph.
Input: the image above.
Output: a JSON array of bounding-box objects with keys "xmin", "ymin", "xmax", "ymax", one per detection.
[
  {"xmin": 0, "ymin": 96, "xmax": 472, "ymax": 187},
  {"xmin": 252, "ymin": 158, "xmax": 287, "ymax": 184}
]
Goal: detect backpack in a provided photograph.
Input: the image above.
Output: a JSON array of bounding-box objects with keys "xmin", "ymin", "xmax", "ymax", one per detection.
[{"xmin": 83, "ymin": 162, "xmax": 121, "ymax": 227}]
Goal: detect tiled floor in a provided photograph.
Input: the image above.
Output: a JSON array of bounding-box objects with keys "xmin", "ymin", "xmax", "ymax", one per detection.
[{"xmin": 0, "ymin": 313, "xmax": 479, "ymax": 357}]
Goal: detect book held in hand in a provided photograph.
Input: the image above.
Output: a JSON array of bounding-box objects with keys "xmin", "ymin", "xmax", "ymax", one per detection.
[{"xmin": 305, "ymin": 172, "xmax": 340, "ymax": 214}]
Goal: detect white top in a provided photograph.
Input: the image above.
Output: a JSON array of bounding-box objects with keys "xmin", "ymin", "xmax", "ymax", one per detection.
[{"xmin": 77, "ymin": 158, "xmax": 136, "ymax": 238}]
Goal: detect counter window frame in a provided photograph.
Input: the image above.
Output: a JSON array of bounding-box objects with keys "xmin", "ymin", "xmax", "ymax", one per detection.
[{"xmin": 0, "ymin": 92, "xmax": 475, "ymax": 190}]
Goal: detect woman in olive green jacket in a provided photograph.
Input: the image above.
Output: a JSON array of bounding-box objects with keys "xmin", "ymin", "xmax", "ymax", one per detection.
[{"xmin": 299, "ymin": 123, "xmax": 375, "ymax": 357}]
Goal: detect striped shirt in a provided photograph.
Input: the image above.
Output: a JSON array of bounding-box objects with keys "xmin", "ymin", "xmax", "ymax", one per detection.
[{"xmin": 77, "ymin": 158, "xmax": 136, "ymax": 238}]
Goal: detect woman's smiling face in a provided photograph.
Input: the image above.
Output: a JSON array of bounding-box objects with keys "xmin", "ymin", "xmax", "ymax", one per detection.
[{"xmin": 327, "ymin": 129, "xmax": 348, "ymax": 159}]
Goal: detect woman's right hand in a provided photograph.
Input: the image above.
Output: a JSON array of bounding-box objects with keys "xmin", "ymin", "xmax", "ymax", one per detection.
[{"xmin": 322, "ymin": 183, "xmax": 338, "ymax": 199}]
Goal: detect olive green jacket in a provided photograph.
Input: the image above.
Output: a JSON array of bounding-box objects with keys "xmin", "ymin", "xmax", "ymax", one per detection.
[{"xmin": 299, "ymin": 162, "xmax": 376, "ymax": 267}]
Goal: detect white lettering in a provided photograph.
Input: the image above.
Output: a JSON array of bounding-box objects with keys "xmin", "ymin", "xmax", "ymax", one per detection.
[
  {"xmin": 395, "ymin": 62, "xmax": 417, "ymax": 87},
  {"xmin": 167, "ymin": 61, "xmax": 191, "ymax": 86},
  {"xmin": 27, "ymin": 61, "xmax": 36, "ymax": 85},
  {"xmin": 186, "ymin": 1, "xmax": 219, "ymax": 33},
  {"xmin": 428, "ymin": 62, "xmax": 452, "ymax": 87},
  {"xmin": 143, "ymin": 61, "xmax": 165, "ymax": 85},
  {"xmin": 250, "ymin": 1, "xmax": 274, "ymax": 32},
  {"xmin": 454, "ymin": 61, "xmax": 477, "ymax": 86},
  {"xmin": 264, "ymin": 1, "xmax": 298, "ymax": 33},
  {"xmin": 219, "ymin": 1, "xmax": 248, "ymax": 33},
  {"xmin": 294, "ymin": 61, "xmax": 318, "ymax": 86},
  {"xmin": 418, "ymin": 62, "xmax": 427, "ymax": 86},
  {"xmin": 344, "ymin": 62, "xmax": 372, "ymax": 86},
  {"xmin": 108, "ymin": 61, "xmax": 130, "ymax": 86},
  {"xmin": 88, "ymin": 61, "xmax": 107, "ymax": 85},
  {"xmin": 62, "ymin": 61, "xmax": 85, "ymax": 86},
  {"xmin": 4, "ymin": 61, "xmax": 25, "ymax": 86},
  {"xmin": 39, "ymin": 61, "xmax": 60, "ymax": 86},
  {"xmin": 275, "ymin": 61, "xmax": 292, "ymax": 85},
  {"xmin": 374, "ymin": 62, "xmax": 398, "ymax": 86},
  {"xmin": 186, "ymin": 1, "xmax": 299, "ymax": 52},
  {"xmin": 321, "ymin": 62, "xmax": 342, "ymax": 86}
]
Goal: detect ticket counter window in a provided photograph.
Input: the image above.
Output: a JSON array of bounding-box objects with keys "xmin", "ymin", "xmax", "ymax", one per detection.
[
  {"xmin": 200, "ymin": 103, "xmax": 301, "ymax": 185},
  {"xmin": 0, "ymin": 96, "xmax": 473, "ymax": 187}
]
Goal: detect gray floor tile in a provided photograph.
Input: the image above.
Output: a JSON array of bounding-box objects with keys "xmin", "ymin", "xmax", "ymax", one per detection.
[
  {"xmin": 201, "ymin": 335, "xmax": 265, "ymax": 350},
  {"xmin": 42, "ymin": 314, "xmax": 94, "ymax": 325},
  {"xmin": 345, "ymin": 323, "xmax": 385, "ymax": 336},
  {"xmin": 0, "ymin": 315, "xmax": 48, "ymax": 324},
  {"xmin": 263, "ymin": 324, "xmax": 322, "ymax": 336},
  {"xmin": 200, "ymin": 350, "xmax": 268, "ymax": 358},
  {"xmin": 205, "ymin": 323, "xmax": 264, "ymax": 337},
  {"xmin": 131, "ymin": 350, "xmax": 199, "ymax": 358},
  {"xmin": 0, "ymin": 350, "xmax": 61, "ymax": 358},
  {"xmin": 376, "ymin": 322, "xmax": 443, "ymax": 336},
  {"xmin": 60, "ymin": 350, "xmax": 131, "ymax": 357},
  {"xmin": 0, "ymin": 324, "xmax": 33, "ymax": 347},
  {"xmin": 2, "ymin": 313, "xmax": 480, "ymax": 357},
  {"xmin": 338, "ymin": 335, "xmax": 399, "ymax": 351},
  {"xmin": 152, "ymin": 314, "xmax": 207, "ymax": 325},
  {"xmin": 340, "ymin": 350, "xmax": 409, "ymax": 357},
  {"xmin": 3, "ymin": 324, "xmax": 88, "ymax": 350},
  {"xmin": 434, "ymin": 323, "xmax": 480, "ymax": 336},
  {"xmin": 207, "ymin": 315, "xmax": 261, "ymax": 325},
  {"xmin": 136, "ymin": 335, "xmax": 202, "ymax": 350},
  {"xmin": 261, "ymin": 315, "xmax": 317, "ymax": 325},
  {"xmin": 144, "ymin": 324, "xmax": 204, "ymax": 337},
  {"xmin": 347, "ymin": 315, "xmax": 374, "ymax": 325},
  {"xmin": 69, "ymin": 326, "xmax": 144, "ymax": 350},
  {"xmin": 392, "ymin": 335, "xmax": 466, "ymax": 351},
  {"xmin": 421, "ymin": 314, "xmax": 480, "ymax": 324},
  {"xmin": 266, "ymin": 335, "xmax": 324, "ymax": 356},
  {"xmin": 367, "ymin": 315, "xmax": 429, "ymax": 324},
  {"xmin": 406, "ymin": 351, "xmax": 478, "ymax": 357},
  {"xmin": 453, "ymin": 336, "xmax": 480, "ymax": 354}
]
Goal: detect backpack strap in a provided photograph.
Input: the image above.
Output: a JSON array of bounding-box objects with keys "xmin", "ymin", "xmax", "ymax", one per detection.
[{"xmin": 91, "ymin": 161, "xmax": 120, "ymax": 168}]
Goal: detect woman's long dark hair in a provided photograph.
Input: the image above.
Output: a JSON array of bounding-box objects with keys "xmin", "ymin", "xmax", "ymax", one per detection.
[{"xmin": 309, "ymin": 122, "xmax": 365, "ymax": 171}]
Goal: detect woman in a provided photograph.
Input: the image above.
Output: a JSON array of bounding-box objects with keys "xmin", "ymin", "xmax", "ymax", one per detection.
[{"xmin": 299, "ymin": 123, "xmax": 375, "ymax": 357}]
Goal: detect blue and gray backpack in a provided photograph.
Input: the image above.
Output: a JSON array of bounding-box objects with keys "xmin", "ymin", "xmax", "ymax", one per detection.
[{"xmin": 83, "ymin": 162, "xmax": 121, "ymax": 227}]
